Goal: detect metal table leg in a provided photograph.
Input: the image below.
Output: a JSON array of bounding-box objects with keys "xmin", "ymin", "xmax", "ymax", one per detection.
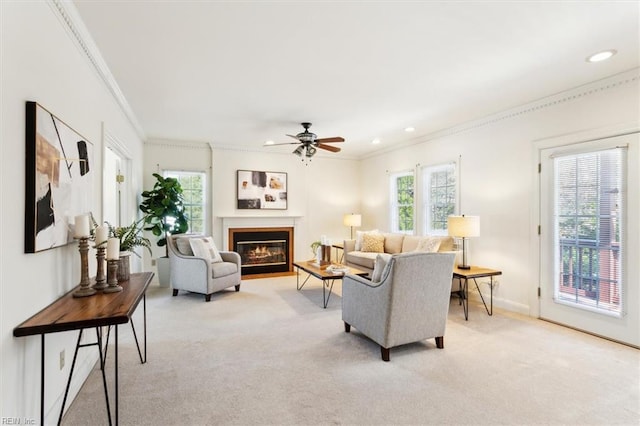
[{"xmin": 323, "ymin": 279, "xmax": 336, "ymax": 308}]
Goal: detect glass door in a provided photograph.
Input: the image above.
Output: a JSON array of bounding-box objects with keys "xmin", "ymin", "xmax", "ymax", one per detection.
[{"xmin": 539, "ymin": 133, "xmax": 639, "ymax": 347}]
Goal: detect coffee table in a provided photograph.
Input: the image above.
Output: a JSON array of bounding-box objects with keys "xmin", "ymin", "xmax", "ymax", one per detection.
[{"xmin": 293, "ymin": 260, "xmax": 369, "ymax": 308}]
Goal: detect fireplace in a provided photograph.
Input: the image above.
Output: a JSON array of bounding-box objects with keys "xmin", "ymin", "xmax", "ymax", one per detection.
[{"xmin": 229, "ymin": 227, "xmax": 293, "ymax": 277}]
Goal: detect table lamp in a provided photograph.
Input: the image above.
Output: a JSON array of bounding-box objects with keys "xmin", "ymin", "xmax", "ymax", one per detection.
[
  {"xmin": 343, "ymin": 213, "xmax": 362, "ymax": 239},
  {"xmin": 447, "ymin": 215, "xmax": 480, "ymax": 269}
]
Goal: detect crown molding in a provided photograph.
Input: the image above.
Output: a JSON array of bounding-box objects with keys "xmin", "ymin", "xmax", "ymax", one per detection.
[
  {"xmin": 50, "ymin": 0, "xmax": 146, "ymax": 140},
  {"xmin": 363, "ymin": 68, "xmax": 640, "ymax": 160}
]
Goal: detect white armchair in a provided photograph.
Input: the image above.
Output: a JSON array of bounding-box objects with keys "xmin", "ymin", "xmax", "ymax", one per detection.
[
  {"xmin": 167, "ymin": 235, "xmax": 241, "ymax": 302},
  {"xmin": 342, "ymin": 251, "xmax": 455, "ymax": 361}
]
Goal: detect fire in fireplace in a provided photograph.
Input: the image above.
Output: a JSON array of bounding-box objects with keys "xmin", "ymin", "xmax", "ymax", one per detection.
[
  {"xmin": 237, "ymin": 240, "xmax": 286, "ymax": 267},
  {"xmin": 230, "ymin": 227, "xmax": 293, "ymax": 276}
]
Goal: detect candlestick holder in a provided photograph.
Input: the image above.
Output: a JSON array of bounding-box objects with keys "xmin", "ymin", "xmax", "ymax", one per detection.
[
  {"xmin": 93, "ymin": 245, "xmax": 107, "ymax": 291},
  {"xmin": 73, "ymin": 237, "xmax": 96, "ymax": 298},
  {"xmin": 104, "ymin": 259, "xmax": 123, "ymax": 293}
]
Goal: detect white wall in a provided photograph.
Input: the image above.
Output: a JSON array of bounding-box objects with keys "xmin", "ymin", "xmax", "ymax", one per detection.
[
  {"xmin": 1, "ymin": 2, "xmax": 145, "ymax": 422},
  {"xmin": 142, "ymin": 144, "xmax": 362, "ymax": 264},
  {"xmin": 359, "ymin": 71, "xmax": 639, "ymax": 318}
]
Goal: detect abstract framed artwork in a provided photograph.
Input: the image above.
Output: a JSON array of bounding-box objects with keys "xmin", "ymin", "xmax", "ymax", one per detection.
[
  {"xmin": 25, "ymin": 101, "xmax": 94, "ymax": 253},
  {"xmin": 237, "ymin": 170, "xmax": 287, "ymax": 210}
]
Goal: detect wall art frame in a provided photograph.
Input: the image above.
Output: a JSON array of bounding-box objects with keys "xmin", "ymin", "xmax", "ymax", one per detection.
[
  {"xmin": 25, "ymin": 101, "xmax": 94, "ymax": 253},
  {"xmin": 236, "ymin": 169, "xmax": 287, "ymax": 210}
]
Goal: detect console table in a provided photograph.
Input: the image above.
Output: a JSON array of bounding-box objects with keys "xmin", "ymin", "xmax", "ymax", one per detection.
[
  {"xmin": 13, "ymin": 272, "xmax": 154, "ymax": 426},
  {"xmin": 452, "ymin": 266, "xmax": 502, "ymax": 320}
]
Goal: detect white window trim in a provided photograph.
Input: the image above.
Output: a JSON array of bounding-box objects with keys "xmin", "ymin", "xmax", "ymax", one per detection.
[
  {"xmin": 420, "ymin": 161, "xmax": 458, "ymax": 236},
  {"xmin": 389, "ymin": 170, "xmax": 415, "ymax": 234}
]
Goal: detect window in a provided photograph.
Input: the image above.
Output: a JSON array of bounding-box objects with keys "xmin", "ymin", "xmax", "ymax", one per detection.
[
  {"xmin": 164, "ymin": 171, "xmax": 206, "ymax": 234},
  {"xmin": 390, "ymin": 171, "xmax": 414, "ymax": 234},
  {"xmin": 553, "ymin": 148, "xmax": 624, "ymax": 315},
  {"xmin": 421, "ymin": 163, "xmax": 457, "ymax": 235}
]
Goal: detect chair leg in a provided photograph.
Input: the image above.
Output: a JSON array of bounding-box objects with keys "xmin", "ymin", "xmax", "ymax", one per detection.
[
  {"xmin": 435, "ymin": 336, "xmax": 444, "ymax": 349},
  {"xmin": 205, "ymin": 294, "xmax": 211, "ymax": 302},
  {"xmin": 172, "ymin": 289, "xmax": 178, "ymax": 297},
  {"xmin": 344, "ymin": 322, "xmax": 351, "ymax": 333},
  {"xmin": 381, "ymin": 347, "xmax": 390, "ymax": 362},
  {"xmin": 235, "ymin": 284, "xmax": 241, "ymax": 292}
]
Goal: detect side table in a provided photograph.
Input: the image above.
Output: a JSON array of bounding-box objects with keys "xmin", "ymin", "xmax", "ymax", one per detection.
[{"xmin": 452, "ymin": 266, "xmax": 502, "ymax": 320}]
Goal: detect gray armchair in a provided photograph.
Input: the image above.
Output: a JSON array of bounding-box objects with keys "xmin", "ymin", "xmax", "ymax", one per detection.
[
  {"xmin": 342, "ymin": 251, "xmax": 455, "ymax": 361},
  {"xmin": 167, "ymin": 234, "xmax": 241, "ymax": 302}
]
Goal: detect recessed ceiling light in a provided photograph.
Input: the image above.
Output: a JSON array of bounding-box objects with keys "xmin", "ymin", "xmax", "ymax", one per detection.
[
  {"xmin": 264, "ymin": 140, "xmax": 274, "ymax": 145},
  {"xmin": 404, "ymin": 127, "xmax": 415, "ymax": 132},
  {"xmin": 586, "ymin": 49, "xmax": 617, "ymax": 63},
  {"xmin": 372, "ymin": 138, "xmax": 381, "ymax": 145}
]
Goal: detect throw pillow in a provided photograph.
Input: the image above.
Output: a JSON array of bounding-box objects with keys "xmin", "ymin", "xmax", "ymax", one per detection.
[
  {"xmin": 189, "ymin": 237, "xmax": 223, "ymax": 263},
  {"xmin": 361, "ymin": 232, "xmax": 385, "ymax": 253},
  {"xmin": 415, "ymin": 236, "xmax": 441, "ymax": 253},
  {"xmin": 371, "ymin": 253, "xmax": 391, "ymax": 283},
  {"xmin": 355, "ymin": 229, "xmax": 379, "ymax": 251},
  {"xmin": 176, "ymin": 237, "xmax": 195, "ymax": 256}
]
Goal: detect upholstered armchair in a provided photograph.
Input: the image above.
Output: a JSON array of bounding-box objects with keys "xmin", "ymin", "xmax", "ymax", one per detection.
[
  {"xmin": 167, "ymin": 234, "xmax": 241, "ymax": 302},
  {"xmin": 342, "ymin": 251, "xmax": 455, "ymax": 361}
]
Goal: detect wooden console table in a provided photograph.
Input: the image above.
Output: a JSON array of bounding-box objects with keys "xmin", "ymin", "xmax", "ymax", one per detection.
[
  {"xmin": 13, "ymin": 272, "xmax": 154, "ymax": 426},
  {"xmin": 452, "ymin": 266, "xmax": 502, "ymax": 320}
]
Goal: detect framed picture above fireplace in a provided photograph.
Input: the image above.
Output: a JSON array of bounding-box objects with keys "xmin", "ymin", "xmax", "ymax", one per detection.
[{"xmin": 237, "ymin": 170, "xmax": 287, "ymax": 210}]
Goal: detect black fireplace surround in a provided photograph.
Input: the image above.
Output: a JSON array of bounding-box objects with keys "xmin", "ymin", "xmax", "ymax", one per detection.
[{"xmin": 231, "ymin": 228, "xmax": 292, "ymax": 276}]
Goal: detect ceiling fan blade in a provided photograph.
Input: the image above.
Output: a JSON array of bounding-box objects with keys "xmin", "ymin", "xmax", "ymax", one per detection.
[
  {"xmin": 286, "ymin": 134, "xmax": 300, "ymax": 140},
  {"xmin": 264, "ymin": 142, "xmax": 300, "ymax": 147},
  {"xmin": 315, "ymin": 136, "xmax": 344, "ymax": 143},
  {"xmin": 317, "ymin": 143, "xmax": 341, "ymax": 153}
]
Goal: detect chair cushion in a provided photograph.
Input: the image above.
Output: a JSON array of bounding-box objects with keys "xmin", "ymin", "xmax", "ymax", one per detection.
[
  {"xmin": 189, "ymin": 237, "xmax": 223, "ymax": 263},
  {"xmin": 361, "ymin": 233, "xmax": 385, "ymax": 253},
  {"xmin": 211, "ymin": 261, "xmax": 238, "ymax": 278}
]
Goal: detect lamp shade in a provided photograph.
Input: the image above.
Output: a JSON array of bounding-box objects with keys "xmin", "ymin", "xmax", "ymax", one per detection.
[
  {"xmin": 447, "ymin": 215, "xmax": 480, "ymax": 238},
  {"xmin": 343, "ymin": 214, "xmax": 362, "ymax": 227}
]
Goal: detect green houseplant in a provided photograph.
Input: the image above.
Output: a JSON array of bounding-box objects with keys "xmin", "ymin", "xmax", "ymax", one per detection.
[
  {"xmin": 106, "ymin": 217, "xmax": 152, "ymax": 282},
  {"xmin": 139, "ymin": 173, "xmax": 189, "ymax": 286}
]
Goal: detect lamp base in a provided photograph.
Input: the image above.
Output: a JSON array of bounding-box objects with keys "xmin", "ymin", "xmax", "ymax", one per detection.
[{"xmin": 457, "ymin": 264, "xmax": 472, "ymax": 270}]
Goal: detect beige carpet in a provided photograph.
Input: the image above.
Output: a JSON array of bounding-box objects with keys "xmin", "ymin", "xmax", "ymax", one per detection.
[{"xmin": 62, "ymin": 275, "xmax": 640, "ymax": 425}]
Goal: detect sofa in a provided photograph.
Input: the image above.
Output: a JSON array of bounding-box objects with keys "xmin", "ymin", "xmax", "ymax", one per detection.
[{"xmin": 343, "ymin": 231, "xmax": 459, "ymax": 274}]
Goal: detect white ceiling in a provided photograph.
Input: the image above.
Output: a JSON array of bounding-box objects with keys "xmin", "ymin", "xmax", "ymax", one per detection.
[{"xmin": 72, "ymin": 1, "xmax": 639, "ymax": 159}]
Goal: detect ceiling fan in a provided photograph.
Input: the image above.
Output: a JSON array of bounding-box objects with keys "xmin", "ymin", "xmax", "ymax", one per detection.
[{"xmin": 266, "ymin": 122, "xmax": 344, "ymax": 158}]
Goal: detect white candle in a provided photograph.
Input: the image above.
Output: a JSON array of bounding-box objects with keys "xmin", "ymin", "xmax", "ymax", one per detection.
[
  {"xmin": 95, "ymin": 225, "xmax": 108, "ymax": 247},
  {"xmin": 74, "ymin": 214, "xmax": 90, "ymax": 238},
  {"xmin": 106, "ymin": 238, "xmax": 120, "ymax": 260}
]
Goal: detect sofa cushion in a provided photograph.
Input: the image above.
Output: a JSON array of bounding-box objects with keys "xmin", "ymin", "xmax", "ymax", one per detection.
[
  {"xmin": 436, "ymin": 236, "xmax": 455, "ymax": 252},
  {"xmin": 361, "ymin": 233, "xmax": 385, "ymax": 253},
  {"xmin": 383, "ymin": 233, "xmax": 404, "ymax": 254},
  {"xmin": 345, "ymin": 251, "xmax": 378, "ymax": 270},
  {"xmin": 355, "ymin": 229, "xmax": 379, "ymax": 251},
  {"xmin": 415, "ymin": 236, "xmax": 441, "ymax": 253},
  {"xmin": 189, "ymin": 237, "xmax": 223, "ymax": 263},
  {"xmin": 401, "ymin": 235, "xmax": 422, "ymax": 252},
  {"xmin": 211, "ymin": 261, "xmax": 238, "ymax": 278}
]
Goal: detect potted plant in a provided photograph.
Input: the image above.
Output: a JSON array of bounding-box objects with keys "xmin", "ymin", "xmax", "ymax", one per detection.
[
  {"xmin": 139, "ymin": 173, "xmax": 189, "ymax": 286},
  {"xmin": 106, "ymin": 218, "xmax": 152, "ymax": 282}
]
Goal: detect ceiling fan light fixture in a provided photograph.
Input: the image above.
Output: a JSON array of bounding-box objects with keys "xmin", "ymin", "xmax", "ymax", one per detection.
[
  {"xmin": 293, "ymin": 146, "xmax": 304, "ymax": 156},
  {"xmin": 306, "ymin": 145, "xmax": 317, "ymax": 157}
]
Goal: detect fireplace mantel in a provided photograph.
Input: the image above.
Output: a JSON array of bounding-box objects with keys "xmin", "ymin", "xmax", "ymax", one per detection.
[{"xmin": 219, "ymin": 215, "xmax": 302, "ymax": 251}]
